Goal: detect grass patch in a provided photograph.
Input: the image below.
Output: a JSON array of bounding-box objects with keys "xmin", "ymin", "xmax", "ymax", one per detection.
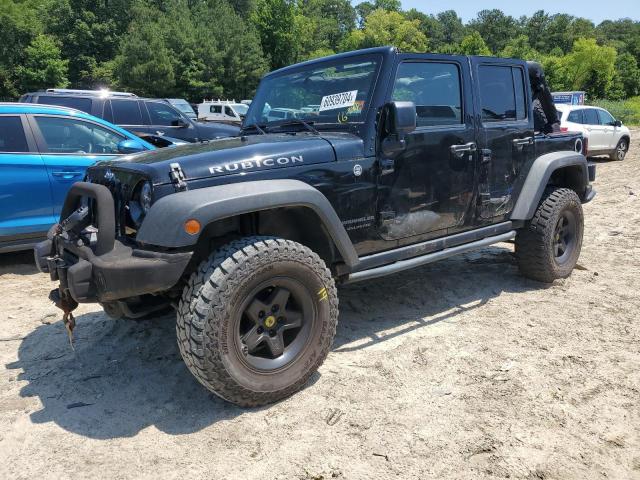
[{"xmin": 591, "ymin": 97, "xmax": 640, "ymax": 126}]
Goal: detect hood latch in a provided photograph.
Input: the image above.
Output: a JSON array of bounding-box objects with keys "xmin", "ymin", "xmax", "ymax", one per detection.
[{"xmin": 169, "ymin": 162, "xmax": 188, "ymax": 192}]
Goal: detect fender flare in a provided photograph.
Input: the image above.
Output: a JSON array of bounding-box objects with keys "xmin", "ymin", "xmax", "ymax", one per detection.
[
  {"xmin": 136, "ymin": 179, "xmax": 359, "ymax": 268},
  {"xmin": 511, "ymin": 151, "xmax": 589, "ymax": 221}
]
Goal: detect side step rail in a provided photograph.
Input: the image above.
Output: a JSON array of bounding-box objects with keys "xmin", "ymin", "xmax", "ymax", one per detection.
[{"xmin": 344, "ymin": 231, "xmax": 516, "ymax": 284}]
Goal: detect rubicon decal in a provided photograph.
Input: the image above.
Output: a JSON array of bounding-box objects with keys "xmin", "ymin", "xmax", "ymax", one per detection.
[{"xmin": 209, "ymin": 155, "xmax": 304, "ymax": 175}]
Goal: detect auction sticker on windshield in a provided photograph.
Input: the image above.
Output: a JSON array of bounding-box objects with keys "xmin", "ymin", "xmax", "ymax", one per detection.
[{"xmin": 319, "ymin": 90, "xmax": 358, "ymax": 112}]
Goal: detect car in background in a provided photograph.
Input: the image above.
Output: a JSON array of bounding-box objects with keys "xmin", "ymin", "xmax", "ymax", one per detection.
[
  {"xmin": 556, "ymin": 104, "xmax": 631, "ymax": 161},
  {"xmin": 0, "ymin": 102, "xmax": 154, "ymax": 252},
  {"xmin": 553, "ymin": 91, "xmax": 586, "ymax": 106},
  {"xmin": 266, "ymin": 107, "xmax": 300, "ymax": 122},
  {"xmin": 20, "ymin": 89, "xmax": 239, "ymax": 144},
  {"xmin": 196, "ymin": 100, "xmax": 249, "ymax": 124},
  {"xmin": 165, "ymin": 98, "xmax": 197, "ymax": 120}
]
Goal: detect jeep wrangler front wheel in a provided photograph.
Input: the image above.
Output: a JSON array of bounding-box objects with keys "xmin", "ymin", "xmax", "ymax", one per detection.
[
  {"xmin": 515, "ymin": 188, "xmax": 584, "ymax": 283},
  {"xmin": 176, "ymin": 236, "xmax": 338, "ymax": 406}
]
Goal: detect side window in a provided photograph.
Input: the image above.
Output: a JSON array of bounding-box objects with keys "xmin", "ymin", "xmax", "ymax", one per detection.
[
  {"xmin": 583, "ymin": 109, "xmax": 599, "ymax": 125},
  {"xmin": 479, "ymin": 65, "xmax": 527, "ymax": 122},
  {"xmin": 0, "ymin": 116, "xmax": 29, "ymax": 152},
  {"xmin": 35, "ymin": 116, "xmax": 125, "ymax": 154},
  {"xmin": 37, "ymin": 96, "xmax": 92, "ymax": 114},
  {"xmin": 392, "ymin": 62, "xmax": 462, "ymax": 127},
  {"xmin": 597, "ymin": 109, "xmax": 615, "ymax": 126},
  {"xmin": 567, "ymin": 110, "xmax": 584, "ymax": 124},
  {"xmin": 225, "ymin": 106, "xmax": 235, "ymax": 117},
  {"xmin": 147, "ymin": 102, "xmax": 183, "ymax": 126},
  {"xmin": 111, "ymin": 100, "xmax": 143, "ymax": 125},
  {"xmin": 210, "ymin": 105, "xmax": 222, "ymax": 114}
]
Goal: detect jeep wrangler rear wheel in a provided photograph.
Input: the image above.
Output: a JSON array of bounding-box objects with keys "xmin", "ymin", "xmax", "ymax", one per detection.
[
  {"xmin": 515, "ymin": 188, "xmax": 584, "ymax": 283},
  {"xmin": 176, "ymin": 236, "xmax": 338, "ymax": 406}
]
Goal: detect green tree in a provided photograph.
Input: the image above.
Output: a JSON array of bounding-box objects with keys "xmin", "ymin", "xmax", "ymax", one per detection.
[
  {"xmin": 341, "ymin": 8, "xmax": 428, "ymax": 53},
  {"xmin": 15, "ymin": 34, "xmax": 69, "ymax": 91},
  {"xmin": 559, "ymin": 38, "xmax": 617, "ymax": 99},
  {"xmin": 610, "ymin": 52, "xmax": 640, "ymax": 99},
  {"xmin": 251, "ymin": 0, "xmax": 296, "ymax": 69},
  {"xmin": 458, "ymin": 31, "xmax": 491, "ymax": 56},
  {"xmin": 294, "ymin": 0, "xmax": 356, "ymax": 60},
  {"xmin": 468, "ymin": 9, "xmax": 519, "ymax": 54},
  {"xmin": 404, "ymin": 8, "xmax": 445, "ymax": 52},
  {"xmin": 0, "ymin": 0, "xmax": 45, "ymax": 98},
  {"xmin": 500, "ymin": 35, "xmax": 539, "ymax": 60},
  {"xmin": 115, "ymin": 20, "xmax": 175, "ymax": 97},
  {"xmin": 437, "ymin": 10, "xmax": 466, "ymax": 46},
  {"xmin": 45, "ymin": 0, "xmax": 134, "ymax": 87}
]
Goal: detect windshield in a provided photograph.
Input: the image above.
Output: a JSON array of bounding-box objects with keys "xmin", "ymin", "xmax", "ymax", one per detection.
[
  {"xmin": 233, "ymin": 104, "xmax": 249, "ymax": 116},
  {"xmin": 171, "ymin": 100, "xmax": 196, "ymax": 117},
  {"xmin": 245, "ymin": 55, "xmax": 381, "ymax": 127}
]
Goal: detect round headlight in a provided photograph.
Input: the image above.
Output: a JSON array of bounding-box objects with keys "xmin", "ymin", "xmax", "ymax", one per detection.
[
  {"xmin": 140, "ymin": 181, "xmax": 152, "ymax": 214},
  {"xmin": 129, "ymin": 181, "xmax": 153, "ymax": 228}
]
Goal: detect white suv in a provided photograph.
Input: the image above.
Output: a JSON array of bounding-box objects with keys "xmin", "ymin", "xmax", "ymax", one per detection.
[{"xmin": 556, "ymin": 104, "xmax": 631, "ymax": 160}]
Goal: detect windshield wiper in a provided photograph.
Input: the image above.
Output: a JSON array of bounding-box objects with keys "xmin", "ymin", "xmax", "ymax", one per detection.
[
  {"xmin": 271, "ymin": 119, "xmax": 320, "ymax": 135},
  {"xmin": 241, "ymin": 123, "xmax": 267, "ymax": 135}
]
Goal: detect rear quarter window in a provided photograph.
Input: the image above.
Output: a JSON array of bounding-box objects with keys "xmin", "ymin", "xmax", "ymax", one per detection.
[
  {"xmin": 0, "ymin": 116, "xmax": 29, "ymax": 152},
  {"xmin": 37, "ymin": 96, "xmax": 92, "ymax": 114}
]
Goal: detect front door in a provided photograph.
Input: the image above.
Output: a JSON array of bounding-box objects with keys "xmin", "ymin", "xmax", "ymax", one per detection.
[
  {"xmin": 596, "ymin": 109, "xmax": 618, "ymax": 150},
  {"xmin": 472, "ymin": 59, "xmax": 535, "ymax": 222},
  {"xmin": 583, "ymin": 108, "xmax": 607, "ymax": 151},
  {"xmin": 377, "ymin": 57, "xmax": 477, "ymax": 242},
  {"xmin": 144, "ymin": 101, "xmax": 197, "ymax": 142}
]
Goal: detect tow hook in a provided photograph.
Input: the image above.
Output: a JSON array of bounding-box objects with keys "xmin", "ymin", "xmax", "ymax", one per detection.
[{"xmin": 49, "ymin": 287, "xmax": 78, "ymax": 349}]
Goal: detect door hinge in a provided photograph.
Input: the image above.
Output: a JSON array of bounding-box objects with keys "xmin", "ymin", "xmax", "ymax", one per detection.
[{"xmin": 169, "ymin": 162, "xmax": 188, "ymax": 191}]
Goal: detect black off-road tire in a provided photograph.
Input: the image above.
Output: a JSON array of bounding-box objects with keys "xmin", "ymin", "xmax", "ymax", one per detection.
[
  {"xmin": 515, "ymin": 188, "xmax": 584, "ymax": 283},
  {"xmin": 176, "ymin": 236, "xmax": 338, "ymax": 407},
  {"xmin": 610, "ymin": 138, "xmax": 629, "ymax": 161}
]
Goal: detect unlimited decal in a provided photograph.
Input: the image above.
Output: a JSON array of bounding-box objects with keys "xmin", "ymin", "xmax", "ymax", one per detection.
[{"xmin": 209, "ymin": 155, "xmax": 304, "ymax": 174}]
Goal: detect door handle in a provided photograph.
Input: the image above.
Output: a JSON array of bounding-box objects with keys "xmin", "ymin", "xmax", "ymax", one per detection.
[
  {"xmin": 52, "ymin": 171, "xmax": 83, "ymax": 179},
  {"xmin": 450, "ymin": 142, "xmax": 477, "ymax": 155},
  {"xmin": 512, "ymin": 137, "xmax": 533, "ymax": 147}
]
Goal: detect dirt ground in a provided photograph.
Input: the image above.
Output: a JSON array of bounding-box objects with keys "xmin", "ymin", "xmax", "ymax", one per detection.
[{"xmin": 1, "ymin": 133, "xmax": 639, "ymax": 480}]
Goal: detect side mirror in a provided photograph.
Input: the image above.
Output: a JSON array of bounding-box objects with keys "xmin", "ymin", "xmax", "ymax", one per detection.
[
  {"xmin": 614, "ymin": 120, "xmax": 623, "ymax": 128},
  {"xmin": 172, "ymin": 118, "xmax": 190, "ymax": 128},
  {"xmin": 381, "ymin": 101, "xmax": 416, "ymax": 158},
  {"xmin": 386, "ymin": 101, "xmax": 417, "ymax": 135},
  {"xmin": 117, "ymin": 139, "xmax": 146, "ymax": 154}
]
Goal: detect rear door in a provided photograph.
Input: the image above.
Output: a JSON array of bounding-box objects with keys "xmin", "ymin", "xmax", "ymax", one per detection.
[
  {"xmin": 108, "ymin": 98, "xmax": 149, "ymax": 138},
  {"xmin": 28, "ymin": 114, "xmax": 126, "ymax": 216},
  {"xmin": 472, "ymin": 58, "xmax": 534, "ymax": 222},
  {"xmin": 0, "ymin": 114, "xmax": 54, "ymax": 240},
  {"xmin": 377, "ymin": 55, "xmax": 477, "ymax": 241}
]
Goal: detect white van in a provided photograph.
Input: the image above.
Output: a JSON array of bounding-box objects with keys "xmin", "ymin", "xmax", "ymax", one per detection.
[{"xmin": 197, "ymin": 100, "xmax": 249, "ymax": 124}]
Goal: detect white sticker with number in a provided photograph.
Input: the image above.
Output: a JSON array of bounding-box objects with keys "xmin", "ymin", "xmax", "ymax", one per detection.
[{"xmin": 319, "ymin": 90, "xmax": 358, "ymax": 112}]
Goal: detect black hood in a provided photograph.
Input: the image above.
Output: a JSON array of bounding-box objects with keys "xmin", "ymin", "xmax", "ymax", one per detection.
[{"xmin": 95, "ymin": 132, "xmax": 365, "ymax": 185}]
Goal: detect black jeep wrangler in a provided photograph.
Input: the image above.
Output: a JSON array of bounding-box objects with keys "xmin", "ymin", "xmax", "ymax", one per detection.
[{"xmin": 35, "ymin": 47, "xmax": 595, "ymax": 406}]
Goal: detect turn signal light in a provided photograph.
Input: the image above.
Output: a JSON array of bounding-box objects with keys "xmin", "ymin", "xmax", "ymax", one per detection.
[{"xmin": 184, "ymin": 219, "xmax": 201, "ymax": 235}]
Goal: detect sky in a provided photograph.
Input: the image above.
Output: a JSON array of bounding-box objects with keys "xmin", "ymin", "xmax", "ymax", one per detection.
[{"xmin": 390, "ymin": 0, "xmax": 640, "ymax": 24}]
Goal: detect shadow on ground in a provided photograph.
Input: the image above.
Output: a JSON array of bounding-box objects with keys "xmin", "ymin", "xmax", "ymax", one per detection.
[
  {"xmin": 0, "ymin": 250, "xmax": 39, "ymax": 276},
  {"xmin": 7, "ymin": 245, "xmax": 547, "ymax": 439}
]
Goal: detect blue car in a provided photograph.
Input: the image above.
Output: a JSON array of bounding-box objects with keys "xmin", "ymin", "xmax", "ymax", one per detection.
[{"xmin": 0, "ymin": 103, "xmax": 154, "ymax": 252}]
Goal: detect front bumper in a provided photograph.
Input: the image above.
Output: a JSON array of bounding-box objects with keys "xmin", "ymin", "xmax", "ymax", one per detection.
[{"xmin": 34, "ymin": 182, "xmax": 192, "ymax": 303}]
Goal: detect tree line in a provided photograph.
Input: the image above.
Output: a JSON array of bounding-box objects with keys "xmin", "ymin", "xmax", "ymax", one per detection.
[{"xmin": 1, "ymin": 0, "xmax": 639, "ymax": 103}]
